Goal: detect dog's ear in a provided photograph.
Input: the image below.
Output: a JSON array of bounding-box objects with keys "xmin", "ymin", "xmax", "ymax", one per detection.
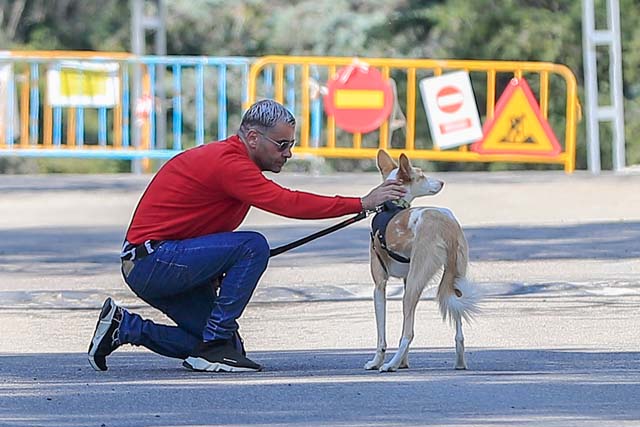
[
  {"xmin": 398, "ymin": 153, "xmax": 412, "ymax": 183},
  {"xmin": 376, "ymin": 149, "xmax": 397, "ymax": 178}
]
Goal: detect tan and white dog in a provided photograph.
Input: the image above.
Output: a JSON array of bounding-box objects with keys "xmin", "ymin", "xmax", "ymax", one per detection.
[{"xmin": 365, "ymin": 149, "xmax": 481, "ymax": 372}]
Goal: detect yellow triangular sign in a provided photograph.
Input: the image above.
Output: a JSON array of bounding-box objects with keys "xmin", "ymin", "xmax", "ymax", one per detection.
[{"xmin": 472, "ymin": 77, "xmax": 561, "ymax": 156}]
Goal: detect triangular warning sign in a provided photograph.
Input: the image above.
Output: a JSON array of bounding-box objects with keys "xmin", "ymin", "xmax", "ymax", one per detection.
[{"xmin": 472, "ymin": 77, "xmax": 561, "ymax": 156}]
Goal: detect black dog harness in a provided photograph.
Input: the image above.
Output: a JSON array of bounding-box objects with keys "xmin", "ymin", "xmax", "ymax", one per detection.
[{"xmin": 370, "ymin": 199, "xmax": 411, "ymax": 266}]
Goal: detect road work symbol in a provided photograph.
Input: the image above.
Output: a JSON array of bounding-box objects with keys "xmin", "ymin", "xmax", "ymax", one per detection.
[
  {"xmin": 472, "ymin": 77, "xmax": 561, "ymax": 156},
  {"xmin": 501, "ymin": 115, "xmax": 535, "ymax": 144}
]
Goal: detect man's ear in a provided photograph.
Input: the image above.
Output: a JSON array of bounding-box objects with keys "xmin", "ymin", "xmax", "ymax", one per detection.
[
  {"xmin": 376, "ymin": 149, "xmax": 397, "ymax": 178},
  {"xmin": 398, "ymin": 153, "xmax": 412, "ymax": 183},
  {"xmin": 244, "ymin": 129, "xmax": 259, "ymax": 149}
]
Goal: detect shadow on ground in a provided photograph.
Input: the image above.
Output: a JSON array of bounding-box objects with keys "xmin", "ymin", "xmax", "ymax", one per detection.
[
  {"xmin": 266, "ymin": 221, "xmax": 640, "ymax": 263},
  {"xmin": 1, "ymin": 348, "xmax": 638, "ymax": 426},
  {"xmin": 1, "ymin": 221, "xmax": 639, "ymax": 274}
]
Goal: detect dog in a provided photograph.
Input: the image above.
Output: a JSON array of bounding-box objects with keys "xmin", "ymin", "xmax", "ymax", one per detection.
[{"xmin": 364, "ymin": 149, "xmax": 481, "ymax": 372}]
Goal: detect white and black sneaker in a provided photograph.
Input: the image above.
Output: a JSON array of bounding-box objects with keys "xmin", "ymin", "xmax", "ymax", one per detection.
[
  {"xmin": 183, "ymin": 339, "xmax": 262, "ymax": 372},
  {"xmin": 233, "ymin": 330, "xmax": 246, "ymax": 356},
  {"xmin": 88, "ymin": 297, "xmax": 123, "ymax": 371}
]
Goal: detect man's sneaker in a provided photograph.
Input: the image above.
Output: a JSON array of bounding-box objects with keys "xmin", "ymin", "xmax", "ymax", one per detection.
[
  {"xmin": 88, "ymin": 297, "xmax": 123, "ymax": 371},
  {"xmin": 233, "ymin": 330, "xmax": 246, "ymax": 356},
  {"xmin": 183, "ymin": 339, "xmax": 262, "ymax": 372}
]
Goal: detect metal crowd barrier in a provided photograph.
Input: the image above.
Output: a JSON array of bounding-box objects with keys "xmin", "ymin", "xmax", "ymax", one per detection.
[
  {"xmin": 0, "ymin": 51, "xmax": 252, "ymax": 160},
  {"xmin": 1, "ymin": 52, "xmax": 580, "ymax": 172},
  {"xmin": 247, "ymin": 56, "xmax": 580, "ymax": 172}
]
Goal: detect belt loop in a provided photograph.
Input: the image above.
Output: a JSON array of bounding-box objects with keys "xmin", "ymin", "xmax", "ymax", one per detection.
[
  {"xmin": 144, "ymin": 240, "xmax": 155, "ymax": 255},
  {"xmin": 120, "ymin": 240, "xmax": 137, "ymax": 261}
]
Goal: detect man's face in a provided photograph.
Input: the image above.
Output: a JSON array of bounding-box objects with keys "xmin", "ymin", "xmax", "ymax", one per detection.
[{"xmin": 251, "ymin": 122, "xmax": 295, "ymax": 173}]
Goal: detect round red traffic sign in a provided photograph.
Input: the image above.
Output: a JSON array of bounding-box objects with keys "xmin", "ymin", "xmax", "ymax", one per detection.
[
  {"xmin": 323, "ymin": 65, "xmax": 393, "ymax": 134},
  {"xmin": 436, "ymin": 85, "xmax": 464, "ymax": 114}
]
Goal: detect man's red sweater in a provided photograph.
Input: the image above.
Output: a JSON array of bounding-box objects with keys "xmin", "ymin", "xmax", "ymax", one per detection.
[{"xmin": 125, "ymin": 135, "xmax": 363, "ymax": 244}]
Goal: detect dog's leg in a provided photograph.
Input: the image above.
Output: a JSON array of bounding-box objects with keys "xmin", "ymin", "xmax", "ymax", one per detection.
[
  {"xmin": 454, "ymin": 314, "xmax": 467, "ymax": 369},
  {"xmin": 380, "ymin": 272, "xmax": 424, "ymax": 372},
  {"xmin": 380, "ymin": 281, "xmax": 422, "ymax": 372},
  {"xmin": 365, "ymin": 248, "xmax": 388, "ymax": 370},
  {"xmin": 399, "ymin": 353, "xmax": 409, "ymax": 369},
  {"xmin": 381, "ymin": 237, "xmax": 442, "ymax": 373},
  {"xmin": 364, "ymin": 282, "xmax": 387, "ymax": 370},
  {"xmin": 398, "ymin": 278, "xmax": 409, "ymax": 369},
  {"xmin": 455, "ymin": 237, "xmax": 469, "ymax": 370}
]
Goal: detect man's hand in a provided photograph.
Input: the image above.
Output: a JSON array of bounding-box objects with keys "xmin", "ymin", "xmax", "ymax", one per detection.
[{"xmin": 361, "ymin": 179, "xmax": 407, "ymax": 211}]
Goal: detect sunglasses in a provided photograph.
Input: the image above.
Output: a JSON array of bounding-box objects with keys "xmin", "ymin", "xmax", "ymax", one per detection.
[{"xmin": 255, "ymin": 129, "xmax": 296, "ymax": 152}]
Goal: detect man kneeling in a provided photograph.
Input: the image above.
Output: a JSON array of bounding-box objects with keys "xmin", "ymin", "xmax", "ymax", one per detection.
[{"xmin": 88, "ymin": 99, "xmax": 406, "ymax": 372}]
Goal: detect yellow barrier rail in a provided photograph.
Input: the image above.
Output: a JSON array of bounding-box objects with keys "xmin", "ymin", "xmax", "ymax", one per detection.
[{"xmin": 246, "ymin": 56, "xmax": 580, "ymax": 173}]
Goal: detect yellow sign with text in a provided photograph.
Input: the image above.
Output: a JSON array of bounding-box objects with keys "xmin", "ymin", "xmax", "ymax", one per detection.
[
  {"xmin": 472, "ymin": 77, "xmax": 561, "ymax": 156},
  {"xmin": 47, "ymin": 61, "xmax": 119, "ymax": 107},
  {"xmin": 60, "ymin": 69, "xmax": 110, "ymax": 98}
]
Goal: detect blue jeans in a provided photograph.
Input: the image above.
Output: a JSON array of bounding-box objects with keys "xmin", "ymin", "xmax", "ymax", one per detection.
[{"xmin": 118, "ymin": 231, "xmax": 270, "ymax": 359}]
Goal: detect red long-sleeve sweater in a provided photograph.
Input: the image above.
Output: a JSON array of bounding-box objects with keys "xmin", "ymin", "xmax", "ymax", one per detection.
[{"xmin": 125, "ymin": 135, "xmax": 363, "ymax": 244}]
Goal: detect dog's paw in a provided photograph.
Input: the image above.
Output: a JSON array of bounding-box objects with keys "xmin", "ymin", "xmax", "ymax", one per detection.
[
  {"xmin": 379, "ymin": 363, "xmax": 398, "ymax": 373},
  {"xmin": 364, "ymin": 354, "xmax": 385, "ymax": 370},
  {"xmin": 364, "ymin": 360, "xmax": 381, "ymax": 370}
]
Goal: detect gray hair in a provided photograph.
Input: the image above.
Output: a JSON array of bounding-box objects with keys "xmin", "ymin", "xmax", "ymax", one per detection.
[{"xmin": 239, "ymin": 99, "xmax": 296, "ymax": 134}]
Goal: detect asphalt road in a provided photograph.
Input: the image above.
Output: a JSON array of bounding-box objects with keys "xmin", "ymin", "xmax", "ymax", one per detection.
[{"xmin": 1, "ymin": 171, "xmax": 639, "ymax": 427}]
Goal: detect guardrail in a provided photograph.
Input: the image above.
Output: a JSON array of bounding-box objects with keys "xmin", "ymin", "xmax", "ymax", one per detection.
[{"xmin": 247, "ymin": 56, "xmax": 580, "ymax": 172}]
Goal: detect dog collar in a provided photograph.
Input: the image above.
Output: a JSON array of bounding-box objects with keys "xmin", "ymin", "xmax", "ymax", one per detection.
[{"xmin": 389, "ymin": 199, "xmax": 410, "ymax": 210}]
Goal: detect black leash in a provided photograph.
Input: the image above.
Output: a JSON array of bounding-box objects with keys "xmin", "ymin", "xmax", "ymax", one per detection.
[{"xmin": 269, "ymin": 210, "xmax": 370, "ymax": 257}]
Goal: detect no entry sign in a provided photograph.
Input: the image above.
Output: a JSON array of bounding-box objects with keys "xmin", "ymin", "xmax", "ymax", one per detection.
[
  {"xmin": 419, "ymin": 71, "xmax": 483, "ymax": 149},
  {"xmin": 436, "ymin": 86, "xmax": 464, "ymax": 113},
  {"xmin": 324, "ymin": 64, "xmax": 393, "ymax": 134}
]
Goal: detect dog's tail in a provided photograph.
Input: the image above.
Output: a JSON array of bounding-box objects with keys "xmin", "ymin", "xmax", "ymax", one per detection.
[{"xmin": 436, "ymin": 236, "xmax": 481, "ymax": 325}]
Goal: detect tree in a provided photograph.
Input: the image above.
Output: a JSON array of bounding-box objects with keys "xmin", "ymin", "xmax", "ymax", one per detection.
[
  {"xmin": 1, "ymin": 0, "xmax": 129, "ymax": 50},
  {"xmin": 2, "ymin": 0, "xmax": 639, "ymax": 171}
]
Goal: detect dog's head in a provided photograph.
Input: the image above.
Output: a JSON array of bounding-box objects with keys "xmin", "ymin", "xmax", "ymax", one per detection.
[{"xmin": 376, "ymin": 149, "xmax": 444, "ymax": 201}]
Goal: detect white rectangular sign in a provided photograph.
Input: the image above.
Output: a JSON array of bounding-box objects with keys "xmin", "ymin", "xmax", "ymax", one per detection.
[
  {"xmin": 419, "ymin": 71, "xmax": 483, "ymax": 149},
  {"xmin": 47, "ymin": 61, "xmax": 119, "ymax": 107}
]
